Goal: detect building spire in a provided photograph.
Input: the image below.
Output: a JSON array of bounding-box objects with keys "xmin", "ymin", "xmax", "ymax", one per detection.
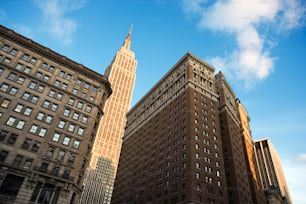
[{"xmin": 123, "ymin": 24, "xmax": 133, "ymax": 50}]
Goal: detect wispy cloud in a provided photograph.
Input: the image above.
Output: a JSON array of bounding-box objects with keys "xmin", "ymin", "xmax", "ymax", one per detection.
[
  {"xmin": 283, "ymin": 154, "xmax": 306, "ymax": 204},
  {"xmin": 0, "ymin": 9, "xmax": 6, "ymax": 20},
  {"xmin": 34, "ymin": 0, "xmax": 86, "ymax": 45},
  {"xmin": 182, "ymin": 0, "xmax": 305, "ymax": 88}
]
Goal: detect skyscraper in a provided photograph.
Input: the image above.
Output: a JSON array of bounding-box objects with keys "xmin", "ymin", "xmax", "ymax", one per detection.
[
  {"xmin": 0, "ymin": 25, "xmax": 112, "ymax": 203},
  {"xmin": 112, "ymin": 53, "xmax": 228, "ymax": 203},
  {"xmin": 80, "ymin": 26, "xmax": 137, "ymax": 204},
  {"xmin": 254, "ymin": 138, "xmax": 292, "ymax": 204}
]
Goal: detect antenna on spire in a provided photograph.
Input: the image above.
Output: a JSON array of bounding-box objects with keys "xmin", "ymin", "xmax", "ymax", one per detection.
[{"xmin": 129, "ymin": 24, "xmax": 133, "ymax": 36}]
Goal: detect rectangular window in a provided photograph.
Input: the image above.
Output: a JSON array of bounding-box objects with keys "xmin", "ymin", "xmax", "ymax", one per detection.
[
  {"xmin": 16, "ymin": 76, "xmax": 25, "ymax": 84},
  {"xmin": 14, "ymin": 104, "xmax": 24, "ymax": 112},
  {"xmin": 23, "ymin": 158, "xmax": 33, "ymax": 169},
  {"xmin": 72, "ymin": 88, "xmax": 78, "ymax": 95},
  {"xmin": 52, "ymin": 133, "xmax": 60, "ymax": 142},
  {"xmin": 0, "ymin": 83, "xmax": 9, "ymax": 92},
  {"xmin": 7, "ymin": 133, "xmax": 18, "ymax": 144},
  {"xmin": 77, "ymin": 127, "xmax": 85, "ymax": 136},
  {"xmin": 63, "ymin": 136, "xmax": 70, "ymax": 145},
  {"xmin": 68, "ymin": 124, "xmax": 75, "ymax": 132},
  {"xmin": 12, "ymin": 155, "xmax": 23, "ymax": 167},
  {"xmin": 6, "ymin": 116, "xmax": 16, "ymax": 126},
  {"xmin": 22, "ymin": 54, "xmax": 30, "ymax": 61},
  {"xmin": 9, "ymin": 87, "xmax": 18, "ymax": 96},
  {"xmin": 35, "ymin": 72, "xmax": 42, "ymax": 78},
  {"xmin": 58, "ymin": 121, "xmax": 65, "ymax": 129},
  {"xmin": 45, "ymin": 115, "xmax": 53, "ymax": 124},
  {"xmin": 22, "ymin": 92, "xmax": 31, "ymax": 100},
  {"xmin": 31, "ymin": 95, "xmax": 39, "ymax": 104},
  {"xmin": 16, "ymin": 120, "xmax": 25, "ymax": 130},
  {"xmin": 77, "ymin": 101, "xmax": 83, "ymax": 109},
  {"xmin": 24, "ymin": 107, "xmax": 33, "ymax": 116},
  {"xmin": 66, "ymin": 74, "xmax": 72, "ymax": 80},
  {"xmin": 29, "ymin": 125, "xmax": 38, "ymax": 134},
  {"xmin": 54, "ymin": 80, "xmax": 60, "ymax": 87},
  {"xmin": 21, "ymin": 138, "xmax": 32, "ymax": 149},
  {"xmin": 61, "ymin": 83, "xmax": 68, "ymax": 90},
  {"xmin": 15, "ymin": 63, "xmax": 23, "ymax": 70},
  {"xmin": 10, "ymin": 48, "xmax": 18, "ymax": 55},
  {"xmin": 46, "ymin": 146, "xmax": 55, "ymax": 157},
  {"xmin": 1, "ymin": 44, "xmax": 9, "ymax": 51},
  {"xmin": 68, "ymin": 98, "xmax": 74, "ymax": 105},
  {"xmin": 8, "ymin": 72, "xmax": 17, "ymax": 80},
  {"xmin": 24, "ymin": 66, "xmax": 31, "ymax": 74},
  {"xmin": 73, "ymin": 140, "xmax": 80, "ymax": 149},
  {"xmin": 58, "ymin": 71, "xmax": 65, "ymax": 77},
  {"xmin": 37, "ymin": 85, "xmax": 45, "ymax": 92},
  {"xmin": 1, "ymin": 99, "xmax": 10, "ymax": 108},
  {"xmin": 38, "ymin": 128, "xmax": 47, "ymax": 137},
  {"xmin": 82, "ymin": 116, "xmax": 88, "ymax": 124},
  {"xmin": 42, "ymin": 100, "xmax": 50, "ymax": 108},
  {"xmin": 57, "ymin": 150, "xmax": 65, "ymax": 161},
  {"xmin": 51, "ymin": 103, "xmax": 58, "ymax": 111},
  {"xmin": 72, "ymin": 112, "xmax": 79, "ymax": 120}
]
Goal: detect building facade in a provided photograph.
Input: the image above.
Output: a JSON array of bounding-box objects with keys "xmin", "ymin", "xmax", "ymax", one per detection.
[
  {"xmin": 236, "ymin": 99, "xmax": 266, "ymax": 204},
  {"xmin": 254, "ymin": 138, "xmax": 292, "ymax": 204},
  {"xmin": 0, "ymin": 25, "xmax": 112, "ymax": 203},
  {"xmin": 79, "ymin": 26, "xmax": 137, "ymax": 204},
  {"xmin": 113, "ymin": 53, "xmax": 228, "ymax": 203}
]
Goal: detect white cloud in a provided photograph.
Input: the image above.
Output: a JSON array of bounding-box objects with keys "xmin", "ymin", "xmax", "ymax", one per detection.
[
  {"xmin": 283, "ymin": 154, "xmax": 306, "ymax": 204},
  {"xmin": 34, "ymin": 0, "xmax": 86, "ymax": 45},
  {"xmin": 182, "ymin": 0, "xmax": 305, "ymax": 88}
]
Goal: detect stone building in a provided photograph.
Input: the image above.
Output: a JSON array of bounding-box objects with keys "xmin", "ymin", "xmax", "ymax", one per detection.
[{"xmin": 0, "ymin": 25, "xmax": 111, "ymax": 203}]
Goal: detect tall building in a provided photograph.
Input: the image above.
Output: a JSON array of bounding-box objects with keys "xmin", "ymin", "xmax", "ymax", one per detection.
[
  {"xmin": 215, "ymin": 72, "xmax": 259, "ymax": 203},
  {"xmin": 236, "ymin": 99, "xmax": 266, "ymax": 204},
  {"xmin": 254, "ymin": 138, "xmax": 292, "ymax": 204},
  {"xmin": 0, "ymin": 25, "xmax": 112, "ymax": 203},
  {"xmin": 79, "ymin": 26, "xmax": 137, "ymax": 204},
  {"xmin": 113, "ymin": 53, "xmax": 228, "ymax": 203}
]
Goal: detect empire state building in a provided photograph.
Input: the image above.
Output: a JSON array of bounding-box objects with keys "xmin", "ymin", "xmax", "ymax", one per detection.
[{"xmin": 80, "ymin": 26, "xmax": 137, "ymax": 204}]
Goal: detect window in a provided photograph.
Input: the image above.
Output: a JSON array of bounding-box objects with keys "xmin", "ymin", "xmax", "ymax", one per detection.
[
  {"xmin": 31, "ymin": 95, "xmax": 39, "ymax": 104},
  {"xmin": 22, "ymin": 92, "xmax": 30, "ymax": 100},
  {"xmin": 35, "ymin": 72, "xmax": 42, "ymax": 78},
  {"xmin": 4, "ymin": 57, "xmax": 11, "ymax": 64},
  {"xmin": 10, "ymin": 48, "xmax": 18, "ymax": 55},
  {"xmin": 7, "ymin": 133, "xmax": 18, "ymax": 144},
  {"xmin": 9, "ymin": 87, "xmax": 18, "ymax": 95},
  {"xmin": 63, "ymin": 109, "xmax": 70, "ymax": 117},
  {"xmin": 0, "ymin": 130, "xmax": 9, "ymax": 141},
  {"xmin": 15, "ymin": 63, "xmax": 23, "ymax": 70},
  {"xmin": 61, "ymin": 83, "xmax": 68, "ymax": 90},
  {"xmin": 31, "ymin": 142, "xmax": 40, "ymax": 152},
  {"xmin": 1, "ymin": 99, "xmax": 10, "ymax": 108},
  {"xmin": 12, "ymin": 155, "xmax": 23, "ymax": 167},
  {"xmin": 68, "ymin": 98, "xmax": 74, "ymax": 105},
  {"xmin": 37, "ymin": 85, "xmax": 45, "ymax": 93},
  {"xmin": 23, "ymin": 158, "xmax": 33, "ymax": 169},
  {"xmin": 43, "ymin": 75, "xmax": 50, "ymax": 81},
  {"xmin": 93, "ymin": 86, "xmax": 98, "ymax": 93},
  {"xmin": 16, "ymin": 120, "xmax": 25, "ymax": 129},
  {"xmin": 68, "ymin": 124, "xmax": 75, "ymax": 132},
  {"xmin": 36, "ymin": 112, "xmax": 45, "ymax": 120},
  {"xmin": 38, "ymin": 128, "xmax": 47, "ymax": 137},
  {"xmin": 84, "ymin": 82, "xmax": 90, "ymax": 89},
  {"xmin": 68, "ymin": 153, "xmax": 75, "ymax": 164},
  {"xmin": 77, "ymin": 101, "xmax": 83, "ymax": 109},
  {"xmin": 6, "ymin": 116, "xmax": 16, "ymax": 126},
  {"xmin": 0, "ymin": 83, "xmax": 9, "ymax": 92},
  {"xmin": 42, "ymin": 100, "xmax": 50, "ymax": 108},
  {"xmin": 82, "ymin": 116, "xmax": 88, "ymax": 124},
  {"xmin": 30, "ymin": 57, "xmax": 37, "ymax": 64},
  {"xmin": 72, "ymin": 88, "xmax": 78, "ymax": 95},
  {"xmin": 72, "ymin": 112, "xmax": 79, "ymax": 120},
  {"xmin": 76, "ymin": 79, "xmax": 82, "ymax": 85},
  {"xmin": 73, "ymin": 140, "xmax": 80, "ymax": 149},
  {"xmin": 41, "ymin": 62, "xmax": 48, "ymax": 69},
  {"xmin": 58, "ymin": 71, "xmax": 65, "ymax": 77},
  {"xmin": 22, "ymin": 54, "xmax": 30, "ymax": 61},
  {"xmin": 21, "ymin": 138, "xmax": 31, "ymax": 149},
  {"xmin": 58, "ymin": 120, "xmax": 66, "ymax": 129},
  {"xmin": 0, "ymin": 150, "xmax": 8, "ymax": 162},
  {"xmin": 46, "ymin": 146, "xmax": 55, "ymax": 157},
  {"xmin": 24, "ymin": 107, "xmax": 33, "ymax": 116},
  {"xmin": 85, "ymin": 105, "xmax": 92, "ymax": 113},
  {"xmin": 56, "ymin": 93, "xmax": 63, "ymax": 100},
  {"xmin": 66, "ymin": 74, "xmax": 72, "ymax": 80},
  {"xmin": 24, "ymin": 66, "xmax": 31, "ymax": 74},
  {"xmin": 49, "ymin": 66, "xmax": 55, "ymax": 73},
  {"xmin": 63, "ymin": 137, "xmax": 71, "ymax": 145},
  {"xmin": 54, "ymin": 80, "xmax": 60, "ymax": 87},
  {"xmin": 52, "ymin": 133, "xmax": 60, "ymax": 142},
  {"xmin": 51, "ymin": 103, "xmax": 58, "ymax": 111},
  {"xmin": 30, "ymin": 125, "xmax": 38, "ymax": 134},
  {"xmin": 1, "ymin": 44, "xmax": 9, "ymax": 51},
  {"xmin": 57, "ymin": 150, "xmax": 65, "ymax": 161},
  {"xmin": 45, "ymin": 115, "xmax": 53, "ymax": 124},
  {"xmin": 49, "ymin": 90, "xmax": 55, "ymax": 97},
  {"xmin": 16, "ymin": 76, "xmax": 25, "ymax": 84},
  {"xmin": 8, "ymin": 72, "xmax": 17, "ymax": 80},
  {"xmin": 196, "ymin": 162, "xmax": 200, "ymax": 169},
  {"xmin": 0, "ymin": 67, "xmax": 4, "ymax": 75},
  {"xmin": 77, "ymin": 127, "xmax": 85, "ymax": 136}
]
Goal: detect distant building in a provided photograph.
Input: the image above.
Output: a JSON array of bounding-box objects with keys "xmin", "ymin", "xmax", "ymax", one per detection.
[
  {"xmin": 254, "ymin": 138, "xmax": 292, "ymax": 204},
  {"xmin": 79, "ymin": 26, "xmax": 137, "ymax": 204},
  {"xmin": 112, "ymin": 53, "xmax": 228, "ymax": 203},
  {"xmin": 0, "ymin": 25, "xmax": 111, "ymax": 203}
]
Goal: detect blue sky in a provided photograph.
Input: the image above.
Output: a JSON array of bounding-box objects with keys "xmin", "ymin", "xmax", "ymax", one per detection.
[{"xmin": 1, "ymin": 0, "xmax": 305, "ymax": 203}]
